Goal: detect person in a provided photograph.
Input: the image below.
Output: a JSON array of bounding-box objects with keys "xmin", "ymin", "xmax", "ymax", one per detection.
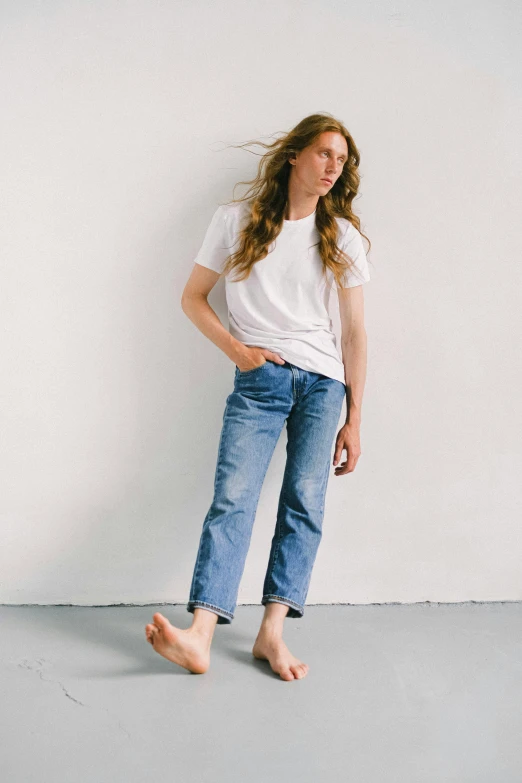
[{"xmin": 145, "ymin": 112, "xmax": 371, "ymax": 681}]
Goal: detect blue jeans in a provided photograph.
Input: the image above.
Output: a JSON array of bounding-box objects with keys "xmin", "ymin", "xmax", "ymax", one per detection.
[{"xmin": 187, "ymin": 359, "xmax": 346, "ymax": 624}]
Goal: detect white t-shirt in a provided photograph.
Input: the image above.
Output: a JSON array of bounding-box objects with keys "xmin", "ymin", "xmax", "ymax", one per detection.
[{"xmin": 193, "ymin": 201, "xmax": 370, "ymax": 385}]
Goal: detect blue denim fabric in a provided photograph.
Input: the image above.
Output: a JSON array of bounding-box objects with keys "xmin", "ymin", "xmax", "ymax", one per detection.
[{"xmin": 187, "ymin": 360, "xmax": 346, "ymax": 624}]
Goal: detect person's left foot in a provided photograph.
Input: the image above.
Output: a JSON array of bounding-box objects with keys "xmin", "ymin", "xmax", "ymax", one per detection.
[
  {"xmin": 145, "ymin": 612, "xmax": 211, "ymax": 674},
  {"xmin": 252, "ymin": 633, "xmax": 309, "ymax": 681}
]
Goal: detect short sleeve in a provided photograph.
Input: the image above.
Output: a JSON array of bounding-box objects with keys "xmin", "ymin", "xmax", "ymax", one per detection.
[
  {"xmin": 193, "ymin": 205, "xmax": 232, "ymax": 275},
  {"xmin": 338, "ymin": 222, "xmax": 371, "ymax": 289}
]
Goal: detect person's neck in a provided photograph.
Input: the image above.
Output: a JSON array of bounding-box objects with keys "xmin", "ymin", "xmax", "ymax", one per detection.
[{"xmin": 284, "ymin": 191, "xmax": 319, "ymax": 222}]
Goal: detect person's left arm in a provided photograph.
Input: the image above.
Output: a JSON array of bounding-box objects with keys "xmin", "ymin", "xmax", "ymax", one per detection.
[{"xmin": 333, "ymin": 284, "xmax": 368, "ymax": 476}]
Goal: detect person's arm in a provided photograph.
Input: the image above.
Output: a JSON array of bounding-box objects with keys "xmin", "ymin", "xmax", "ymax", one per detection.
[
  {"xmin": 181, "ymin": 263, "xmax": 247, "ymax": 366},
  {"xmin": 333, "ymin": 284, "xmax": 368, "ymax": 475},
  {"xmin": 338, "ymin": 284, "xmax": 368, "ymax": 424},
  {"xmin": 184, "ymin": 207, "xmax": 285, "ymax": 371}
]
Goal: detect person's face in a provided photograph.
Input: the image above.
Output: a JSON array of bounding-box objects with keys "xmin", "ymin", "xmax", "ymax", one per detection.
[{"xmin": 289, "ymin": 131, "xmax": 348, "ymax": 194}]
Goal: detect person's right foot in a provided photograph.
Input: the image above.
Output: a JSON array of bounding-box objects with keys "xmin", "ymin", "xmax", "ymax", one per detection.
[
  {"xmin": 145, "ymin": 612, "xmax": 211, "ymax": 674},
  {"xmin": 252, "ymin": 633, "xmax": 309, "ymax": 681}
]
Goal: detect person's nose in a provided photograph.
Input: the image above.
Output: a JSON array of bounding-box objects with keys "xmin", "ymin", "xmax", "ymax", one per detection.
[{"xmin": 326, "ymin": 162, "xmax": 338, "ymax": 178}]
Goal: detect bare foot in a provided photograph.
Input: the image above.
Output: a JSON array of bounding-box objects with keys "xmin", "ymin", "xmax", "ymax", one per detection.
[
  {"xmin": 145, "ymin": 612, "xmax": 211, "ymax": 674},
  {"xmin": 252, "ymin": 633, "xmax": 309, "ymax": 681}
]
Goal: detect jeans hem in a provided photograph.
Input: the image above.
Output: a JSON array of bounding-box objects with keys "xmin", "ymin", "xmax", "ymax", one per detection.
[
  {"xmin": 261, "ymin": 594, "xmax": 304, "ymax": 619},
  {"xmin": 187, "ymin": 600, "xmax": 233, "ymax": 625}
]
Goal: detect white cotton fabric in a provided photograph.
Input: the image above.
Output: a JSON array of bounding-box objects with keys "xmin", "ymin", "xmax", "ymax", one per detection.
[{"xmin": 193, "ymin": 201, "xmax": 370, "ymax": 385}]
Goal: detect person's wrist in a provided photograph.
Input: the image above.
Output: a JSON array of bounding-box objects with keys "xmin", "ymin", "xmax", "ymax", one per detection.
[
  {"xmin": 345, "ymin": 412, "xmax": 361, "ymax": 426},
  {"xmin": 231, "ymin": 343, "xmax": 250, "ymax": 365}
]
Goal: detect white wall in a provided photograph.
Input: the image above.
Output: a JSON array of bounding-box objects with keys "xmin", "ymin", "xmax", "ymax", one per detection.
[{"xmin": 1, "ymin": 1, "xmax": 521, "ymax": 607}]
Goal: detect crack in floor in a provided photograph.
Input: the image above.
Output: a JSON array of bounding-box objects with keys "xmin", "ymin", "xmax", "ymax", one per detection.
[{"xmin": 17, "ymin": 658, "xmax": 131, "ymax": 739}]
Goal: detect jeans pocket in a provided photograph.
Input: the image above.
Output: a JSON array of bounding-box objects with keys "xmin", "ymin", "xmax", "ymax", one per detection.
[{"xmin": 235, "ymin": 361, "xmax": 268, "ymax": 376}]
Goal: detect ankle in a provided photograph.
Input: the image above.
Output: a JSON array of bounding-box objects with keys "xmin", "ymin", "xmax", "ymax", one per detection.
[
  {"xmin": 258, "ymin": 623, "xmax": 284, "ymax": 640},
  {"xmin": 190, "ymin": 624, "xmax": 216, "ymax": 641}
]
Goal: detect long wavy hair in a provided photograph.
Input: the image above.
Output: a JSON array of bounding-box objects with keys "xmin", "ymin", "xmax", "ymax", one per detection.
[{"xmin": 219, "ymin": 112, "xmax": 371, "ymax": 290}]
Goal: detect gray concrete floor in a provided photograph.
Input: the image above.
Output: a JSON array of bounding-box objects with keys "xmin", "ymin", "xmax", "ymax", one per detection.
[{"xmin": 1, "ymin": 602, "xmax": 521, "ymax": 782}]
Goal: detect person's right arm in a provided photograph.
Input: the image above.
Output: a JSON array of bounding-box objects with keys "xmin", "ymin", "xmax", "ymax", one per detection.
[{"xmin": 181, "ymin": 263, "xmax": 283, "ymax": 371}]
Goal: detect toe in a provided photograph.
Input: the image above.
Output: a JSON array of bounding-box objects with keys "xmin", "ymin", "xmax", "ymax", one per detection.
[
  {"xmin": 153, "ymin": 612, "xmax": 169, "ymax": 630},
  {"xmin": 280, "ymin": 668, "xmax": 295, "ymax": 681}
]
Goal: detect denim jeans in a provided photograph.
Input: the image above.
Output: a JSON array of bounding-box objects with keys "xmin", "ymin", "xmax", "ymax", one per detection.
[{"xmin": 187, "ymin": 359, "xmax": 346, "ymax": 624}]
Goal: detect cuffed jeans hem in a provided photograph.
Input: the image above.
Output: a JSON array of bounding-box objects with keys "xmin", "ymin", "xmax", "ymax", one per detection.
[
  {"xmin": 186, "ymin": 600, "xmax": 233, "ymax": 625},
  {"xmin": 261, "ymin": 594, "xmax": 304, "ymax": 619}
]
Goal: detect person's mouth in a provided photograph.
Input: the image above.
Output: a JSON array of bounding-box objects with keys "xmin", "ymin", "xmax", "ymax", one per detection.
[{"xmin": 321, "ymin": 178, "xmax": 333, "ymax": 185}]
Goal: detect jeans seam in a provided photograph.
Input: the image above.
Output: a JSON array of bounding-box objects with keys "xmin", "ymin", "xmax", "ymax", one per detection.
[
  {"xmin": 189, "ymin": 401, "xmax": 229, "ymax": 599},
  {"xmin": 319, "ymin": 453, "xmax": 332, "ymax": 517},
  {"xmin": 262, "ymin": 594, "xmax": 304, "ymax": 612},
  {"xmin": 187, "ymin": 600, "xmax": 234, "ymax": 620},
  {"xmin": 266, "ymin": 480, "xmax": 286, "ymax": 595}
]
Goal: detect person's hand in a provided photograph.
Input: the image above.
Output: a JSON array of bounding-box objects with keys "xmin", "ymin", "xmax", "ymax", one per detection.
[
  {"xmin": 333, "ymin": 421, "xmax": 361, "ymax": 475},
  {"xmin": 236, "ymin": 346, "xmax": 285, "ymax": 373}
]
